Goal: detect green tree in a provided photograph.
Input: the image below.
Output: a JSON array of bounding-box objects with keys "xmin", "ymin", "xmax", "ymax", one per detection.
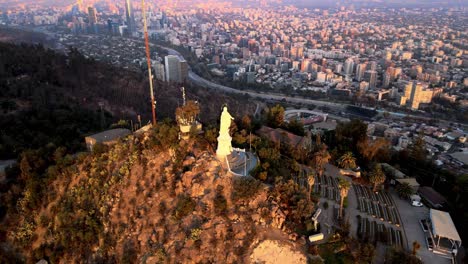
[
  {"xmin": 149, "ymin": 120, "xmax": 179, "ymax": 150},
  {"xmin": 274, "ymin": 179, "xmax": 313, "ymax": 224},
  {"xmin": 175, "ymin": 100, "xmax": 200, "ymax": 125},
  {"xmin": 266, "ymin": 104, "xmax": 285, "ymax": 127},
  {"xmin": 338, "ymin": 178, "xmax": 351, "ymax": 219},
  {"xmin": 396, "ymin": 182, "xmax": 414, "ymax": 199},
  {"xmin": 307, "ymin": 173, "xmax": 315, "ymax": 202},
  {"xmin": 258, "ymin": 147, "xmax": 281, "ymax": 166},
  {"xmin": 369, "ymin": 164, "xmax": 386, "ymax": 192},
  {"xmin": 204, "ymin": 126, "xmax": 218, "ymax": 147},
  {"xmin": 313, "ymin": 144, "xmax": 331, "ymax": 177},
  {"xmin": 233, "ymin": 129, "xmax": 248, "ymax": 147},
  {"xmin": 357, "ymin": 138, "xmax": 390, "ymax": 164},
  {"xmin": 453, "ymin": 174, "xmax": 468, "ymax": 203},
  {"xmin": 335, "ymin": 119, "xmax": 368, "ymax": 153},
  {"xmin": 338, "ymin": 152, "xmax": 357, "ymax": 169},
  {"xmin": 409, "ymin": 135, "xmax": 427, "ymax": 162},
  {"xmin": 240, "ymin": 114, "xmax": 252, "ymax": 132},
  {"xmin": 286, "ymin": 118, "xmax": 305, "ymax": 136}
]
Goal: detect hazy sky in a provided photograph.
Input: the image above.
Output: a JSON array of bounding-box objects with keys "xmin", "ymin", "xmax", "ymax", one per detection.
[{"xmin": 0, "ymin": 0, "xmax": 466, "ymax": 9}]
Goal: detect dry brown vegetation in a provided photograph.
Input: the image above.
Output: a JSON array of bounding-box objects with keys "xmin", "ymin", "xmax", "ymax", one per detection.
[{"xmin": 2, "ymin": 123, "xmax": 309, "ymax": 263}]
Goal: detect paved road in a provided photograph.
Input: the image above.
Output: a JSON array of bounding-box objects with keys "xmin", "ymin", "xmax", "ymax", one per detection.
[
  {"xmin": 323, "ymin": 164, "xmax": 360, "ymax": 238},
  {"xmin": 158, "ymin": 44, "xmax": 468, "ymax": 127}
]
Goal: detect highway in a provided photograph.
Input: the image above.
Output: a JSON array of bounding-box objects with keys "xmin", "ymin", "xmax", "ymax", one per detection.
[
  {"xmin": 165, "ymin": 45, "xmax": 468, "ymax": 129},
  {"xmin": 158, "ymin": 45, "xmax": 352, "ymax": 109},
  {"xmin": 159, "ymin": 44, "xmax": 464, "ymax": 125}
]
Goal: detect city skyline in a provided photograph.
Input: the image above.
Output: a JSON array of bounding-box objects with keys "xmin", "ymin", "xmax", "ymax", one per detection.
[{"xmin": 0, "ymin": 0, "xmax": 467, "ymax": 9}]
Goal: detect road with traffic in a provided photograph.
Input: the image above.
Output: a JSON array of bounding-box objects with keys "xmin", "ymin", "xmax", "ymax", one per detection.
[{"xmin": 159, "ymin": 44, "xmax": 468, "ymax": 128}]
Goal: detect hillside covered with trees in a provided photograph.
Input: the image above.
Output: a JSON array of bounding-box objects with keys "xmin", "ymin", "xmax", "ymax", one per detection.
[{"xmin": 0, "ymin": 42, "xmax": 255, "ymax": 159}]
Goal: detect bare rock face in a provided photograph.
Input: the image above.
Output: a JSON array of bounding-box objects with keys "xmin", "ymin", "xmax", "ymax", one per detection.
[
  {"xmin": 181, "ymin": 171, "xmax": 193, "ymax": 189},
  {"xmin": 250, "ymin": 240, "xmax": 307, "ymax": 264},
  {"xmin": 191, "ymin": 183, "xmax": 205, "ymax": 197},
  {"xmin": 271, "ymin": 207, "xmax": 286, "ymax": 230}
]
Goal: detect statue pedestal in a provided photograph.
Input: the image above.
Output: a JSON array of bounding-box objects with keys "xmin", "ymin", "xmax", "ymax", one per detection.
[{"xmin": 216, "ymin": 134, "xmax": 232, "ymax": 158}]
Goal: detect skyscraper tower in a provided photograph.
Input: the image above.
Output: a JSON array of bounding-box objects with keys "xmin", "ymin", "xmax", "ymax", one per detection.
[
  {"xmin": 88, "ymin": 7, "xmax": 98, "ymax": 34},
  {"xmin": 343, "ymin": 57, "xmax": 354, "ymax": 75},
  {"xmin": 125, "ymin": 0, "xmax": 136, "ymax": 35},
  {"xmin": 88, "ymin": 7, "xmax": 97, "ymax": 24},
  {"xmin": 77, "ymin": 0, "xmax": 83, "ymax": 12}
]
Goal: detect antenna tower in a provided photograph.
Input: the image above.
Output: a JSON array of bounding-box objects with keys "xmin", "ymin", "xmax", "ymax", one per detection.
[{"xmin": 141, "ymin": 0, "xmax": 157, "ymax": 125}]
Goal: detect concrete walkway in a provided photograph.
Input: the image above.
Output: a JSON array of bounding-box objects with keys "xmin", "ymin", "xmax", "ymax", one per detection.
[{"xmin": 322, "ymin": 164, "xmax": 361, "ymax": 238}]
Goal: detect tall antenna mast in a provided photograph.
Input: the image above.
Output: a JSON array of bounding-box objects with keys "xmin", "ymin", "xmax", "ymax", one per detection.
[
  {"xmin": 142, "ymin": 0, "xmax": 156, "ymax": 125},
  {"xmin": 181, "ymin": 87, "xmax": 186, "ymax": 106}
]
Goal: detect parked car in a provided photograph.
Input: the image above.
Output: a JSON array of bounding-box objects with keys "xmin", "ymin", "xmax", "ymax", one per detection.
[{"xmin": 412, "ymin": 200, "xmax": 423, "ymax": 207}]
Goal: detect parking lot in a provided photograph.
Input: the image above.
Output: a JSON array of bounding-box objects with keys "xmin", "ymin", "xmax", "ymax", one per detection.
[{"xmin": 389, "ymin": 188, "xmax": 452, "ymax": 264}]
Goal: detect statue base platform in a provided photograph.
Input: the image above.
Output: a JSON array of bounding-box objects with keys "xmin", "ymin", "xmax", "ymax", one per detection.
[
  {"xmin": 216, "ymin": 134, "xmax": 232, "ymax": 158},
  {"xmin": 224, "ymin": 149, "xmax": 258, "ymax": 176}
]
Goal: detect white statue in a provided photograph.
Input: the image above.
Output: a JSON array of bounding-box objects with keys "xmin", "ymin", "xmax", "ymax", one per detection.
[
  {"xmin": 219, "ymin": 106, "xmax": 234, "ymax": 135},
  {"xmin": 216, "ymin": 106, "xmax": 234, "ymax": 158}
]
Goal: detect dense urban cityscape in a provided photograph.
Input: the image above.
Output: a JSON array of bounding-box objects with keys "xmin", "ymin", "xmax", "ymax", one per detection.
[{"xmin": 0, "ymin": 0, "xmax": 466, "ymax": 264}]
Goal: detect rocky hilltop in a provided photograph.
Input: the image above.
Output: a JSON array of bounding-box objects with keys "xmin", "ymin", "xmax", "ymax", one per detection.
[{"xmin": 1, "ymin": 123, "xmax": 308, "ymax": 263}]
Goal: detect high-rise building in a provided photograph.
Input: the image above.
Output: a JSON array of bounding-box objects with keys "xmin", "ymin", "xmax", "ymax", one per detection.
[
  {"xmin": 343, "ymin": 58, "xmax": 354, "ymax": 75},
  {"xmin": 153, "ymin": 62, "xmax": 166, "ymax": 82},
  {"xmin": 165, "ymin": 55, "xmax": 188, "ymax": 82},
  {"xmin": 335, "ymin": 63, "xmax": 343, "ymax": 74},
  {"xmin": 365, "ymin": 70, "xmax": 378, "ymax": 89},
  {"xmin": 165, "ymin": 55, "xmax": 180, "ymax": 82},
  {"xmin": 359, "ymin": 81, "xmax": 369, "ymax": 94},
  {"xmin": 88, "ymin": 7, "xmax": 97, "ymax": 24},
  {"xmin": 321, "ymin": 58, "xmax": 327, "ymax": 72},
  {"xmin": 383, "ymin": 67, "xmax": 396, "ymax": 88},
  {"xmin": 290, "ymin": 45, "xmax": 304, "ymax": 60},
  {"xmin": 301, "ymin": 59, "xmax": 311, "ymax": 73},
  {"xmin": 292, "ymin": 61, "xmax": 300, "ymax": 70},
  {"xmin": 316, "ymin": 72, "xmax": 327, "ymax": 83},
  {"xmin": 179, "ymin": 60, "xmax": 188, "ymax": 81},
  {"xmin": 383, "ymin": 71, "xmax": 391, "ymax": 88},
  {"xmin": 408, "ymin": 82, "xmax": 434, "ymax": 110},
  {"xmin": 398, "ymin": 81, "xmax": 436, "ymax": 110},
  {"xmin": 77, "ymin": 0, "xmax": 83, "ymax": 12},
  {"xmin": 125, "ymin": 0, "xmax": 136, "ymax": 35},
  {"xmin": 356, "ymin": 63, "xmax": 367, "ymax": 81}
]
